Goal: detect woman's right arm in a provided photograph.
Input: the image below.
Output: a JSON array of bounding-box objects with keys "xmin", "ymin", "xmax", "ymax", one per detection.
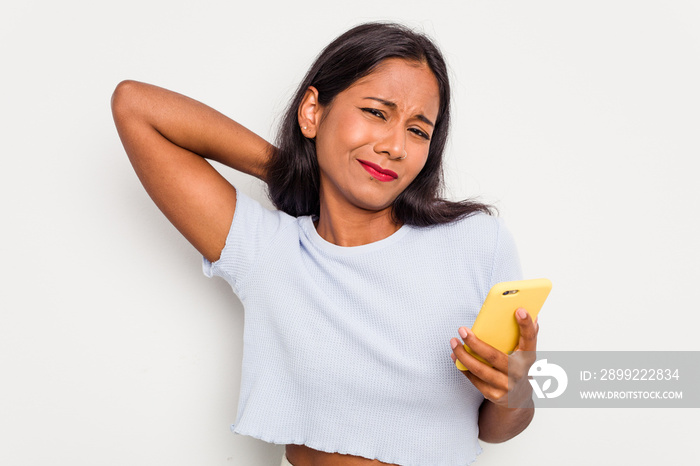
[{"xmin": 111, "ymin": 80, "xmax": 273, "ymax": 262}]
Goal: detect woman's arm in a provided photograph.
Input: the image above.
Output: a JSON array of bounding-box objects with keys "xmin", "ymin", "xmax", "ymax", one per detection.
[
  {"xmin": 111, "ymin": 80, "xmax": 274, "ymax": 262},
  {"xmin": 477, "ymin": 397, "xmax": 534, "ymax": 443}
]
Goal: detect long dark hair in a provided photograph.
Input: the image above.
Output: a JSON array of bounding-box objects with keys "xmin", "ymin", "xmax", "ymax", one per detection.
[{"xmin": 266, "ymin": 22, "xmax": 494, "ymax": 226}]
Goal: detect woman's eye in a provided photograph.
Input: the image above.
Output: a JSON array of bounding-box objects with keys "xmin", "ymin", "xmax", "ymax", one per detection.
[
  {"xmin": 362, "ymin": 108, "xmax": 386, "ymax": 120},
  {"xmin": 410, "ymin": 128, "xmax": 430, "ymax": 140}
]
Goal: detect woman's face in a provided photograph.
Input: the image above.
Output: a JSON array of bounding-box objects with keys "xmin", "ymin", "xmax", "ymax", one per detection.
[{"xmin": 305, "ymin": 58, "xmax": 440, "ymax": 217}]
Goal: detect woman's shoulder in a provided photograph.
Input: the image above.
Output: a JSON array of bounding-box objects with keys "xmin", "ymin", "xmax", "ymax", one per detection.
[
  {"xmin": 235, "ymin": 189, "xmax": 299, "ymax": 224},
  {"xmin": 418, "ymin": 211, "xmax": 504, "ymax": 239},
  {"xmin": 407, "ymin": 212, "xmax": 512, "ymax": 259}
]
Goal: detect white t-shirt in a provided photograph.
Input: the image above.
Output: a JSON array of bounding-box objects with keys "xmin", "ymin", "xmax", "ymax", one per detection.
[{"xmin": 203, "ymin": 188, "xmax": 522, "ymax": 466}]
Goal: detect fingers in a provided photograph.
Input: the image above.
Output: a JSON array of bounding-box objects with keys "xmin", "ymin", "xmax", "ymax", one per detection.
[
  {"xmin": 457, "ymin": 326, "xmax": 509, "ymax": 372},
  {"xmin": 451, "ymin": 352, "xmax": 508, "ymax": 402},
  {"xmin": 515, "ymin": 308, "xmax": 538, "ymax": 352},
  {"xmin": 464, "ymin": 371, "xmax": 507, "ymax": 402},
  {"xmin": 451, "ymin": 311, "xmax": 541, "ymax": 406},
  {"xmin": 450, "ymin": 333, "xmax": 508, "ymax": 389},
  {"xmin": 450, "ymin": 310, "xmax": 539, "ymax": 402},
  {"xmin": 450, "ymin": 338, "xmax": 508, "ymax": 388}
]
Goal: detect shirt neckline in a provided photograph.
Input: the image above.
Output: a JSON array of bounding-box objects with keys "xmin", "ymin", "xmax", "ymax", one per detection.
[{"xmin": 300, "ymin": 216, "xmax": 412, "ymax": 257}]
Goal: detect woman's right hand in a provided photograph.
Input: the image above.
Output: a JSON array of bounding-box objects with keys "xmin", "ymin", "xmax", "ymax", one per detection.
[{"xmin": 111, "ymin": 80, "xmax": 274, "ymax": 262}]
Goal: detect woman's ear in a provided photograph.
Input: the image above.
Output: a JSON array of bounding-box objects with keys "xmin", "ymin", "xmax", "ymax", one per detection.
[{"xmin": 298, "ymin": 86, "xmax": 323, "ymax": 138}]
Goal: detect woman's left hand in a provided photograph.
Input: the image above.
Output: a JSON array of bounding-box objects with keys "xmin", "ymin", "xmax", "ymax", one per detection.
[{"xmin": 450, "ymin": 308, "xmax": 539, "ymax": 409}]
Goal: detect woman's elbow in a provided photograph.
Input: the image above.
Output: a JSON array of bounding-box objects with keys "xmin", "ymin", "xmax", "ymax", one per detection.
[{"xmin": 111, "ymin": 80, "xmax": 142, "ymax": 123}]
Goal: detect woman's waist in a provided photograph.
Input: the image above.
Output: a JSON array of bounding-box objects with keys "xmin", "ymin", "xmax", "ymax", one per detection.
[{"xmin": 285, "ymin": 444, "xmax": 398, "ymax": 466}]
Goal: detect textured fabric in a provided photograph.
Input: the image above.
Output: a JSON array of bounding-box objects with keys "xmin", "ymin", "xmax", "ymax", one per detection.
[{"xmin": 203, "ymin": 189, "xmax": 522, "ymax": 466}]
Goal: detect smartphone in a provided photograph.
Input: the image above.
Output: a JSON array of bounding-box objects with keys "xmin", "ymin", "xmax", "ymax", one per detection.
[{"xmin": 455, "ymin": 278, "xmax": 552, "ymax": 371}]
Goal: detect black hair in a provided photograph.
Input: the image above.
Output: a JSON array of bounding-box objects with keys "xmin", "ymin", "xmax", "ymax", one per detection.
[{"xmin": 265, "ymin": 21, "xmax": 494, "ymax": 225}]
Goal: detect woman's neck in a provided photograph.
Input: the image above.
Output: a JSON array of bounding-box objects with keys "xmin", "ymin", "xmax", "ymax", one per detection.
[{"xmin": 314, "ymin": 201, "xmax": 402, "ymax": 247}]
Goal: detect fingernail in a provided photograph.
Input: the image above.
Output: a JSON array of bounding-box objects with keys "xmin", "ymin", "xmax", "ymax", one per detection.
[
  {"xmin": 459, "ymin": 327, "xmax": 468, "ymax": 339},
  {"xmin": 517, "ymin": 308, "xmax": 527, "ymax": 320},
  {"xmin": 450, "ymin": 338, "xmax": 459, "ymax": 349}
]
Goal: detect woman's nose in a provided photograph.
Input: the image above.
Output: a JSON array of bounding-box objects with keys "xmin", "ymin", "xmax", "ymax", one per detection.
[{"xmin": 375, "ymin": 125, "xmax": 406, "ymax": 160}]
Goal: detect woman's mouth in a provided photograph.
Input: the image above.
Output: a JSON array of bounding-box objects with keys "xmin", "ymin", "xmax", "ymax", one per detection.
[{"xmin": 357, "ymin": 160, "xmax": 398, "ymax": 182}]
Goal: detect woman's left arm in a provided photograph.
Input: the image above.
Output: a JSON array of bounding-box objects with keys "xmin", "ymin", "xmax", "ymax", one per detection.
[{"xmin": 450, "ymin": 308, "xmax": 539, "ymax": 443}]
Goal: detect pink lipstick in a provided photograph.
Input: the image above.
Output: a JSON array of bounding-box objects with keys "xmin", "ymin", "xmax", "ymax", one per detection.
[{"xmin": 357, "ymin": 160, "xmax": 398, "ymax": 182}]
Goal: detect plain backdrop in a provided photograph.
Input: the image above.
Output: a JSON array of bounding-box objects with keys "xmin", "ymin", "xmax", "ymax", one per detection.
[{"xmin": 2, "ymin": 1, "xmax": 698, "ymax": 465}]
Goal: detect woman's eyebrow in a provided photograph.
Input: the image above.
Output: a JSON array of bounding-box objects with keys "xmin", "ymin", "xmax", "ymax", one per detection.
[{"xmin": 363, "ymin": 97, "xmax": 435, "ymax": 127}]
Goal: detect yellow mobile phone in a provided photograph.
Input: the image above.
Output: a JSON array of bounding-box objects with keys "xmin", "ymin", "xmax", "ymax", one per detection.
[{"xmin": 455, "ymin": 278, "xmax": 552, "ymax": 371}]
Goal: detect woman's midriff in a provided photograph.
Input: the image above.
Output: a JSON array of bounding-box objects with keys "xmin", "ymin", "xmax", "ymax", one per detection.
[{"xmin": 285, "ymin": 444, "xmax": 399, "ymax": 466}]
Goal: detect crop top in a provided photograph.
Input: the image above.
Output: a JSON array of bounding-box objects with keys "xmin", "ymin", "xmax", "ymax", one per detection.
[{"xmin": 202, "ymin": 188, "xmax": 522, "ymax": 466}]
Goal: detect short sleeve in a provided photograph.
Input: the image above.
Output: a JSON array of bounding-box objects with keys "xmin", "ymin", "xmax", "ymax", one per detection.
[
  {"xmin": 489, "ymin": 218, "xmax": 523, "ymax": 287},
  {"xmin": 202, "ymin": 188, "xmax": 295, "ymax": 295}
]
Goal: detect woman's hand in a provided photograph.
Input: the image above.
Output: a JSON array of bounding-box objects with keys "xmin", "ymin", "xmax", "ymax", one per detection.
[
  {"xmin": 450, "ymin": 308, "xmax": 538, "ymax": 407},
  {"xmin": 450, "ymin": 308, "xmax": 539, "ymax": 442}
]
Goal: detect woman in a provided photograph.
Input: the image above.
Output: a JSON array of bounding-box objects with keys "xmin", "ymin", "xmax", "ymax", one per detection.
[{"xmin": 112, "ymin": 22, "xmax": 538, "ymax": 466}]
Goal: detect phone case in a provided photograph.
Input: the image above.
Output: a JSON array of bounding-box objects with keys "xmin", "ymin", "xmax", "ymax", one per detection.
[{"xmin": 455, "ymin": 278, "xmax": 552, "ymax": 371}]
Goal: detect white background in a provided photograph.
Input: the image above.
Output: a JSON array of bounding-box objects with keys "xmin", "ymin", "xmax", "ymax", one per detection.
[{"xmin": 2, "ymin": 1, "xmax": 698, "ymax": 464}]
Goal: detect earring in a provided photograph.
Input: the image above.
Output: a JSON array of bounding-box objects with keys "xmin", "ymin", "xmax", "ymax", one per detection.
[{"xmin": 302, "ymin": 126, "xmax": 308, "ymax": 130}]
